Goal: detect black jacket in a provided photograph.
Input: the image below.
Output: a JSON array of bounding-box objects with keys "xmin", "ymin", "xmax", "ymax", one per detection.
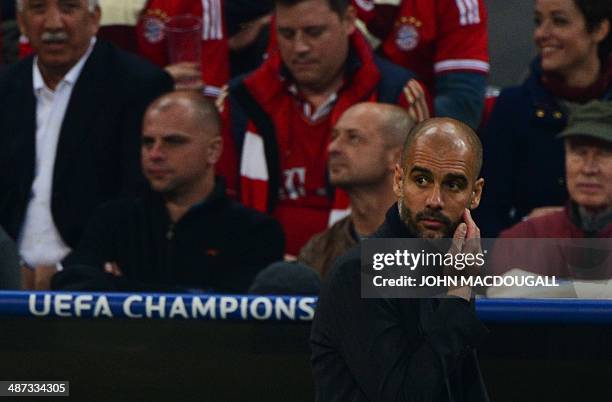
[
  {"xmin": 311, "ymin": 205, "xmax": 489, "ymax": 402},
  {"xmin": 53, "ymin": 181, "xmax": 285, "ymax": 293},
  {"xmin": 0, "ymin": 39, "xmax": 173, "ymax": 248}
]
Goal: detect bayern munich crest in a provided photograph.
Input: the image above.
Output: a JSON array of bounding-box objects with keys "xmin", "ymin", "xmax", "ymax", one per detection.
[
  {"xmin": 143, "ymin": 17, "xmax": 165, "ymax": 44},
  {"xmin": 354, "ymin": 0, "xmax": 374, "ymax": 12},
  {"xmin": 395, "ymin": 24, "xmax": 420, "ymax": 51}
]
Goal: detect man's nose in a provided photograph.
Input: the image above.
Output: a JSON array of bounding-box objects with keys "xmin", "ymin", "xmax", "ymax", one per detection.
[
  {"xmin": 147, "ymin": 142, "xmax": 166, "ymax": 160},
  {"xmin": 425, "ymin": 185, "xmax": 443, "ymax": 209},
  {"xmin": 43, "ymin": 6, "xmax": 64, "ymax": 30},
  {"xmin": 581, "ymin": 152, "xmax": 600, "ymax": 175},
  {"xmin": 328, "ymin": 137, "xmax": 342, "ymax": 155},
  {"xmin": 293, "ymin": 31, "xmax": 310, "ymax": 54}
]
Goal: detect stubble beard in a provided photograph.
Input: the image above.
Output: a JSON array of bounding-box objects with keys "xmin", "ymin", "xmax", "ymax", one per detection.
[{"xmin": 397, "ymin": 196, "xmax": 459, "ymax": 239}]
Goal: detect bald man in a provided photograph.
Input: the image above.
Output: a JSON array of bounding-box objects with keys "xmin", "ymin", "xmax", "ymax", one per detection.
[
  {"xmin": 311, "ymin": 118, "xmax": 489, "ymax": 402},
  {"xmin": 299, "ymin": 102, "xmax": 415, "ymax": 277},
  {"xmin": 53, "ymin": 91, "xmax": 284, "ymax": 293}
]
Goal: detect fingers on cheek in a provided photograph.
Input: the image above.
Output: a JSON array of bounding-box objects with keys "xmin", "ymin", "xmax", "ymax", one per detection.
[{"xmin": 404, "ymin": 88, "xmax": 415, "ymax": 104}]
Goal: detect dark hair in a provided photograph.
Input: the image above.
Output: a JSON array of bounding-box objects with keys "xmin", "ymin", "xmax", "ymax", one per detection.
[
  {"xmin": 274, "ymin": 0, "xmax": 349, "ymax": 16},
  {"xmin": 574, "ymin": 0, "xmax": 612, "ymax": 61}
]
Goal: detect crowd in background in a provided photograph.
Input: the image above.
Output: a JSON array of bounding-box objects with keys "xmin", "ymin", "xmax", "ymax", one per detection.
[{"xmin": 0, "ymin": 0, "xmax": 610, "ymax": 295}]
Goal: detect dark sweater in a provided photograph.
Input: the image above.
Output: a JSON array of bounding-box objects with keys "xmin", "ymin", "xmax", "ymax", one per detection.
[
  {"xmin": 311, "ymin": 205, "xmax": 489, "ymax": 402},
  {"xmin": 53, "ymin": 181, "xmax": 285, "ymax": 293}
]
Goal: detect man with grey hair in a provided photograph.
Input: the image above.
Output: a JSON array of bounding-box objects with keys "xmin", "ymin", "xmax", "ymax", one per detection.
[
  {"xmin": 0, "ymin": 0, "xmax": 173, "ymax": 289},
  {"xmin": 299, "ymin": 102, "xmax": 415, "ymax": 277}
]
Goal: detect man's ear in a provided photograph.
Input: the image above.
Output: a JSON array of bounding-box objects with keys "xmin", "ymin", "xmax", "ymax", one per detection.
[
  {"xmin": 393, "ymin": 164, "xmax": 404, "ymax": 199},
  {"xmin": 343, "ymin": 5, "xmax": 357, "ymax": 36},
  {"xmin": 387, "ymin": 148, "xmax": 402, "ymax": 172},
  {"xmin": 89, "ymin": 5, "xmax": 102, "ymax": 37},
  {"xmin": 469, "ymin": 178, "xmax": 485, "ymax": 210},
  {"xmin": 208, "ymin": 136, "xmax": 223, "ymax": 165},
  {"xmin": 594, "ymin": 18, "xmax": 610, "ymax": 43}
]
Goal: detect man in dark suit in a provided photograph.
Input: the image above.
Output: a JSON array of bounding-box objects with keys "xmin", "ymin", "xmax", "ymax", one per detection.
[{"xmin": 0, "ymin": 0, "xmax": 173, "ymax": 289}]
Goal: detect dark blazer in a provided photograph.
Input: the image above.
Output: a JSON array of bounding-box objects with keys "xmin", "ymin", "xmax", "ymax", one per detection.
[{"xmin": 0, "ymin": 39, "xmax": 173, "ymax": 248}]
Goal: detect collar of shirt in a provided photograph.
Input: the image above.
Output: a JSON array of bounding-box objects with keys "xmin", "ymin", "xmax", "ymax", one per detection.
[
  {"xmin": 573, "ymin": 203, "xmax": 612, "ymax": 234},
  {"xmin": 278, "ymin": 46, "xmax": 362, "ymax": 123},
  {"xmin": 287, "ymin": 83, "xmax": 339, "ymax": 122},
  {"xmin": 33, "ymin": 37, "xmax": 97, "ymax": 94}
]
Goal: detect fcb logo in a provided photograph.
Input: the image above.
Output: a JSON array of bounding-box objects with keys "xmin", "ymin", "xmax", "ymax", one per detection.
[
  {"xmin": 395, "ymin": 24, "xmax": 420, "ymax": 51},
  {"xmin": 143, "ymin": 17, "xmax": 165, "ymax": 44},
  {"xmin": 354, "ymin": 0, "xmax": 374, "ymax": 12}
]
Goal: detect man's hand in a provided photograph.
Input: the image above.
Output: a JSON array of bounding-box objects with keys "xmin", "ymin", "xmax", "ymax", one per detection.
[
  {"xmin": 284, "ymin": 254, "xmax": 297, "ymax": 262},
  {"xmin": 523, "ymin": 206, "xmax": 564, "ymax": 221},
  {"xmin": 34, "ymin": 265, "xmax": 58, "ymax": 290},
  {"xmin": 403, "ymin": 79, "xmax": 430, "ymax": 123},
  {"xmin": 104, "ymin": 262, "xmax": 124, "ymax": 277},
  {"xmin": 164, "ymin": 62, "xmax": 204, "ymax": 91},
  {"xmin": 21, "ymin": 264, "xmax": 58, "ymax": 290},
  {"xmin": 446, "ymin": 209, "xmax": 482, "ymax": 301},
  {"xmin": 21, "ymin": 266, "xmax": 34, "ymax": 290}
]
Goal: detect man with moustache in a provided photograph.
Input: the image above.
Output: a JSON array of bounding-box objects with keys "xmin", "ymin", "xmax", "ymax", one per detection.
[
  {"xmin": 0, "ymin": 0, "xmax": 173, "ymax": 289},
  {"xmin": 311, "ymin": 117, "xmax": 489, "ymax": 402}
]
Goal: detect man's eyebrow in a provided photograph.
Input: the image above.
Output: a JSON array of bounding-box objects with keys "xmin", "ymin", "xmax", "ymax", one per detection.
[
  {"xmin": 277, "ymin": 24, "xmax": 325, "ymax": 30},
  {"xmin": 410, "ymin": 166, "xmax": 433, "ymax": 176},
  {"xmin": 304, "ymin": 24, "xmax": 326, "ymax": 30},
  {"xmin": 142, "ymin": 132, "xmax": 189, "ymax": 139},
  {"xmin": 444, "ymin": 173, "xmax": 468, "ymax": 184},
  {"xmin": 550, "ymin": 10, "xmax": 569, "ymax": 17},
  {"xmin": 162, "ymin": 132, "xmax": 188, "ymax": 138}
]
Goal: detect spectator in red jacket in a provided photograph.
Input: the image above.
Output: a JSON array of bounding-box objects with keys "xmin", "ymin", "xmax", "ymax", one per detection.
[
  {"xmin": 351, "ymin": 0, "xmax": 490, "ymax": 128},
  {"xmin": 221, "ymin": 0, "xmax": 430, "ymax": 255}
]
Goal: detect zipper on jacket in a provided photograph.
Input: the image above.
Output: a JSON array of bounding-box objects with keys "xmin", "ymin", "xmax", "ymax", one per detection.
[{"xmin": 166, "ymin": 223, "xmax": 175, "ymax": 240}]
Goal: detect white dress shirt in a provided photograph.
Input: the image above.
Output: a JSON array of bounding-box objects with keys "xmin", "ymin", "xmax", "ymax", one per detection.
[{"xmin": 18, "ymin": 39, "xmax": 96, "ymax": 268}]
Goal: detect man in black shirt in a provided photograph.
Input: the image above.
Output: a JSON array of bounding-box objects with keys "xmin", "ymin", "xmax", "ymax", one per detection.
[
  {"xmin": 53, "ymin": 91, "xmax": 284, "ymax": 293},
  {"xmin": 311, "ymin": 117, "xmax": 489, "ymax": 401}
]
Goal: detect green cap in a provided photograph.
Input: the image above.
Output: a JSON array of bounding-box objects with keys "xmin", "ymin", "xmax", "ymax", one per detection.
[{"xmin": 557, "ymin": 100, "xmax": 612, "ymax": 144}]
